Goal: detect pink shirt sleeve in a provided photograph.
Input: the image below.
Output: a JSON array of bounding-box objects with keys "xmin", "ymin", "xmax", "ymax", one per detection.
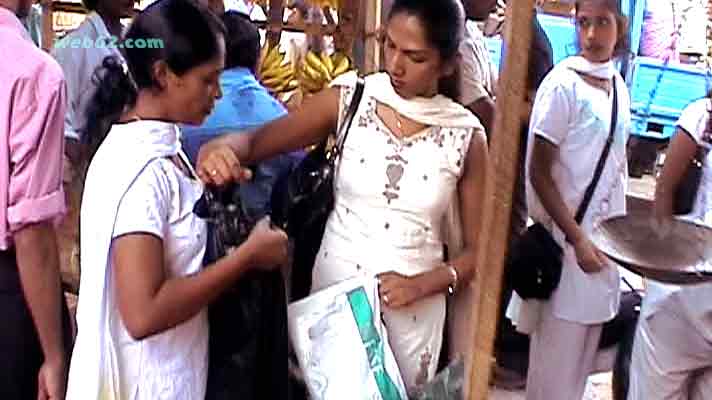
[{"xmin": 7, "ymin": 73, "xmax": 67, "ymax": 232}]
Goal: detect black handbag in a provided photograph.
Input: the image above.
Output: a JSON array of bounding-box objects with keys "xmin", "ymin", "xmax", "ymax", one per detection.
[
  {"xmin": 269, "ymin": 78, "xmax": 364, "ymax": 302},
  {"xmin": 508, "ymin": 77, "xmax": 619, "ymax": 300},
  {"xmin": 673, "ymin": 102, "xmax": 711, "ymax": 215},
  {"xmin": 270, "ymin": 77, "xmax": 365, "ymax": 237}
]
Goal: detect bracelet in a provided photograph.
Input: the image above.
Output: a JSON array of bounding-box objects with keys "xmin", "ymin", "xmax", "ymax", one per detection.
[{"xmin": 446, "ymin": 263, "xmax": 459, "ymax": 296}]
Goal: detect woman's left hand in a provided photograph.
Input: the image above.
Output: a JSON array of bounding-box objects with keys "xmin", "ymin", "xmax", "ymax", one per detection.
[{"xmin": 377, "ymin": 271, "xmax": 424, "ymax": 309}]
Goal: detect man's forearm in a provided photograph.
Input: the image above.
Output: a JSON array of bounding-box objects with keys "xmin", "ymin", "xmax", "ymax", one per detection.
[{"xmin": 14, "ymin": 222, "xmax": 66, "ymax": 362}]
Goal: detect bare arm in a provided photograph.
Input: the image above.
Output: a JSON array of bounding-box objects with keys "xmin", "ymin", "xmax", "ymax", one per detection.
[
  {"xmin": 421, "ymin": 129, "xmax": 490, "ymax": 292},
  {"xmin": 196, "ymin": 88, "xmax": 340, "ymax": 185},
  {"xmin": 113, "ymin": 219, "xmax": 287, "ymax": 340},
  {"xmin": 14, "ymin": 223, "xmax": 66, "ymax": 365},
  {"xmin": 465, "ymin": 97, "xmax": 495, "ymax": 136},
  {"xmin": 529, "ymin": 137, "xmax": 584, "ymax": 244},
  {"xmin": 529, "ymin": 137, "xmax": 607, "ymax": 272},
  {"xmin": 654, "ymin": 128, "xmax": 699, "ymax": 218},
  {"xmin": 378, "ymin": 131, "xmax": 490, "ymax": 307}
]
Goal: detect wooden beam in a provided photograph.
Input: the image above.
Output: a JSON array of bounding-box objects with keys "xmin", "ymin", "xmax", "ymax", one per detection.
[
  {"xmin": 361, "ymin": 0, "xmax": 381, "ymax": 74},
  {"xmin": 466, "ymin": 1, "xmax": 535, "ymax": 399},
  {"xmin": 41, "ymin": 0, "xmax": 55, "ymax": 51},
  {"xmin": 266, "ymin": 0, "xmax": 286, "ymax": 46}
]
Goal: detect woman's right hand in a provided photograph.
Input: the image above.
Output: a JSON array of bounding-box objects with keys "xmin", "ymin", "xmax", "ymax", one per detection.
[
  {"xmin": 573, "ymin": 235, "xmax": 608, "ymax": 274},
  {"xmin": 241, "ymin": 217, "xmax": 289, "ymax": 271},
  {"xmin": 196, "ymin": 139, "xmax": 252, "ymax": 186}
]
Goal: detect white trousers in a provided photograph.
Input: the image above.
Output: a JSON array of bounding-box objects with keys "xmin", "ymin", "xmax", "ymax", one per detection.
[
  {"xmin": 628, "ymin": 298, "xmax": 712, "ymax": 400},
  {"xmin": 525, "ymin": 302, "xmax": 604, "ymax": 400}
]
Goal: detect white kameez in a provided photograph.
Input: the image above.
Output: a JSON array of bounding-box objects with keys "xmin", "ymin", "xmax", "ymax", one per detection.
[
  {"xmin": 66, "ymin": 121, "xmax": 208, "ymax": 400},
  {"xmin": 310, "ymin": 72, "xmax": 483, "ymax": 393},
  {"xmin": 509, "ymin": 57, "xmax": 631, "ymax": 400}
]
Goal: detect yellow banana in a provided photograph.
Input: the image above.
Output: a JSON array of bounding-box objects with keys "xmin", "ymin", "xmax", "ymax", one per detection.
[
  {"xmin": 331, "ymin": 51, "xmax": 346, "ymax": 66},
  {"xmin": 303, "ymin": 62, "xmax": 326, "ymax": 83},
  {"xmin": 261, "ymin": 64, "xmax": 293, "ymax": 81},
  {"xmin": 262, "ymin": 44, "xmax": 281, "ymax": 71},
  {"xmin": 331, "ymin": 55, "xmax": 351, "ymax": 77},
  {"xmin": 305, "ymin": 51, "xmax": 332, "ymax": 81},
  {"xmin": 320, "ymin": 52, "xmax": 334, "ymax": 75}
]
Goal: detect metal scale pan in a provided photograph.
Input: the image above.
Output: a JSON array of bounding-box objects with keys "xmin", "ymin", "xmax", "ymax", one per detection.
[{"xmin": 591, "ymin": 213, "xmax": 712, "ymax": 285}]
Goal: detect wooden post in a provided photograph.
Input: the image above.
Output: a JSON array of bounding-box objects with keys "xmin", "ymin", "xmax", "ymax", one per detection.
[
  {"xmin": 361, "ymin": 0, "xmax": 381, "ymax": 74},
  {"xmin": 466, "ymin": 1, "xmax": 535, "ymax": 399},
  {"xmin": 41, "ymin": 0, "xmax": 55, "ymax": 51},
  {"xmin": 334, "ymin": 0, "xmax": 359, "ymax": 56},
  {"xmin": 266, "ymin": 0, "xmax": 285, "ymax": 46}
]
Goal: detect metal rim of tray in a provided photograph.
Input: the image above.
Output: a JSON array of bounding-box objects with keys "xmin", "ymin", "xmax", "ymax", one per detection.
[{"xmin": 591, "ymin": 214, "xmax": 712, "ymax": 285}]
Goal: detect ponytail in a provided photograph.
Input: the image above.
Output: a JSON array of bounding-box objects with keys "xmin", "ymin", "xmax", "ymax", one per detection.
[{"xmin": 82, "ymin": 56, "xmax": 138, "ymax": 159}]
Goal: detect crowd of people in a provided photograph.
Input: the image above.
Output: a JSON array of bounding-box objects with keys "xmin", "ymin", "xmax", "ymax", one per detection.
[{"xmin": 0, "ymin": 0, "xmax": 710, "ymax": 399}]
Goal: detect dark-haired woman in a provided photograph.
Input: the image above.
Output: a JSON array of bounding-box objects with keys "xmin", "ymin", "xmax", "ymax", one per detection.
[
  {"xmin": 507, "ymin": 1, "xmax": 632, "ymax": 399},
  {"xmin": 627, "ymin": 96, "xmax": 712, "ymax": 400},
  {"xmin": 197, "ymin": 0, "xmax": 488, "ymax": 393},
  {"xmin": 65, "ymin": 1, "xmax": 288, "ymax": 398}
]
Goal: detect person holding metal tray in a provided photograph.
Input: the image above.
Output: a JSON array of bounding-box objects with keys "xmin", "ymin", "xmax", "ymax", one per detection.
[{"xmin": 626, "ymin": 94, "xmax": 712, "ymax": 399}]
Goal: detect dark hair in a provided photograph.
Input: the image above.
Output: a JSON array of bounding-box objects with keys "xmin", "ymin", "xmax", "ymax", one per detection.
[
  {"xmin": 387, "ymin": 0, "xmax": 465, "ymax": 100},
  {"xmin": 82, "ymin": 0, "xmax": 98, "ymax": 10},
  {"xmin": 222, "ymin": 11, "xmax": 260, "ymax": 72},
  {"xmin": 83, "ymin": 0, "xmax": 225, "ymax": 155},
  {"xmin": 574, "ymin": 0, "xmax": 631, "ymax": 59}
]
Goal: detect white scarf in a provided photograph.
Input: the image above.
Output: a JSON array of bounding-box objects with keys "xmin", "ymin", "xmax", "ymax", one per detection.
[
  {"xmin": 560, "ymin": 55, "xmax": 616, "ymax": 80},
  {"xmin": 331, "ymin": 71, "xmax": 483, "ymax": 130},
  {"xmin": 66, "ymin": 121, "xmax": 181, "ymax": 399}
]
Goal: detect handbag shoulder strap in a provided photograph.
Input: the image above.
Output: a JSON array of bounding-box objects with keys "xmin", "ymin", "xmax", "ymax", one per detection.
[
  {"xmin": 333, "ymin": 77, "xmax": 366, "ymax": 155},
  {"xmin": 574, "ymin": 76, "xmax": 618, "ymax": 224}
]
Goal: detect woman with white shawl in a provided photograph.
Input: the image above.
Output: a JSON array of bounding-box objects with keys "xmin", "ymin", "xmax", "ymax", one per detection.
[
  {"xmin": 197, "ymin": 0, "xmax": 488, "ymax": 394},
  {"xmin": 66, "ymin": 1, "xmax": 288, "ymax": 399},
  {"xmin": 510, "ymin": 1, "xmax": 632, "ymax": 399}
]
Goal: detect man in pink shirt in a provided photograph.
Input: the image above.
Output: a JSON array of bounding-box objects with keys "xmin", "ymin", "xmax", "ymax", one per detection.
[{"xmin": 0, "ymin": 0, "xmax": 70, "ymax": 399}]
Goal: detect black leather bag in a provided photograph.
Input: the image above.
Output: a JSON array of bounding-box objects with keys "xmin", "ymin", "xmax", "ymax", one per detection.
[
  {"xmin": 269, "ymin": 79, "xmax": 364, "ymax": 303},
  {"xmin": 189, "ymin": 156, "xmax": 288, "ymax": 400},
  {"xmin": 270, "ymin": 78, "xmax": 365, "ymax": 238},
  {"xmin": 673, "ymin": 103, "xmax": 711, "ymax": 215},
  {"xmin": 508, "ymin": 78, "xmax": 619, "ymax": 300}
]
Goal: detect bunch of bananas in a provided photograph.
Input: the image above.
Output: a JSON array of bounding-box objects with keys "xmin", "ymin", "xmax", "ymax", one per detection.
[
  {"xmin": 258, "ymin": 41, "xmax": 299, "ymax": 96},
  {"xmin": 304, "ymin": 0, "xmax": 340, "ymax": 9},
  {"xmin": 297, "ymin": 51, "xmax": 353, "ymax": 94}
]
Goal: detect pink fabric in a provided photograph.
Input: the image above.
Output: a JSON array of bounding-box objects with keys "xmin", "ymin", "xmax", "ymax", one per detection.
[
  {"xmin": 640, "ymin": 0, "xmax": 680, "ymax": 62},
  {"xmin": 0, "ymin": 7, "xmax": 66, "ymax": 250}
]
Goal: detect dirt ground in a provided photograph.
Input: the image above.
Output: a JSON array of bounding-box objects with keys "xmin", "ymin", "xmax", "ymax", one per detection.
[{"xmin": 489, "ymin": 372, "xmax": 613, "ymax": 399}]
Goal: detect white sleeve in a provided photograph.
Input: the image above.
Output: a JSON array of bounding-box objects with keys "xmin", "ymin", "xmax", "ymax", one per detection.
[
  {"xmin": 677, "ymin": 99, "xmax": 709, "ymax": 144},
  {"xmin": 529, "ymin": 79, "xmax": 572, "ymax": 146},
  {"xmin": 51, "ymin": 43, "xmax": 85, "ymax": 141},
  {"xmin": 459, "ymin": 36, "xmax": 490, "ymax": 106},
  {"xmin": 113, "ymin": 161, "xmax": 171, "ymax": 239}
]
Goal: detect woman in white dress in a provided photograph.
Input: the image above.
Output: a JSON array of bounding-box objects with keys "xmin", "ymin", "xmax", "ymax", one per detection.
[
  {"xmin": 517, "ymin": 1, "xmax": 632, "ymax": 399},
  {"xmin": 197, "ymin": 0, "xmax": 489, "ymax": 393},
  {"xmin": 627, "ymin": 96, "xmax": 712, "ymax": 400},
  {"xmin": 65, "ymin": 1, "xmax": 288, "ymax": 399}
]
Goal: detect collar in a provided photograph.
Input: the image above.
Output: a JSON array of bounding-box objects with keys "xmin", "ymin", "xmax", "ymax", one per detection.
[
  {"xmin": 0, "ymin": 6, "xmax": 32, "ymax": 42},
  {"xmin": 107, "ymin": 119, "xmax": 182, "ymax": 155},
  {"xmin": 562, "ymin": 56, "xmax": 616, "ymax": 80}
]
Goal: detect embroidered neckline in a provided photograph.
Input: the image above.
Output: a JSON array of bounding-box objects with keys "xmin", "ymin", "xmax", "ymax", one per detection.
[{"xmin": 369, "ymin": 100, "xmax": 435, "ymax": 145}]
